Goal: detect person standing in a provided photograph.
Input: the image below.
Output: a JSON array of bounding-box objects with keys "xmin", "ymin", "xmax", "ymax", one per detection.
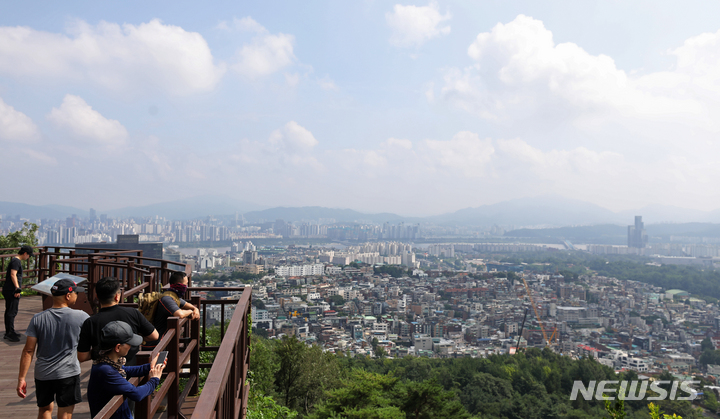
[
  {"xmin": 17, "ymin": 279, "xmax": 89, "ymax": 419},
  {"xmin": 77, "ymin": 277, "xmax": 158, "ymax": 364},
  {"xmin": 4, "ymin": 244, "xmax": 33, "ymax": 342},
  {"xmin": 87, "ymin": 321, "xmax": 165, "ymax": 419}
]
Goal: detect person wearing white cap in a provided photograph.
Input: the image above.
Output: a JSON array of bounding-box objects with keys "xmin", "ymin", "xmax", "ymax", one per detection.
[{"xmin": 87, "ymin": 321, "xmax": 166, "ymax": 419}]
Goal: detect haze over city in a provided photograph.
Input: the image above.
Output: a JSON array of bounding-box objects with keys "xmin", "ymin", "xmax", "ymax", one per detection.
[{"xmin": 2, "ymin": 1, "xmax": 720, "ymax": 217}]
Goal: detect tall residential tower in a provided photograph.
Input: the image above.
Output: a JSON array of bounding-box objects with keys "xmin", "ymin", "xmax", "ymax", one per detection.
[{"xmin": 628, "ymin": 216, "xmax": 647, "ymax": 248}]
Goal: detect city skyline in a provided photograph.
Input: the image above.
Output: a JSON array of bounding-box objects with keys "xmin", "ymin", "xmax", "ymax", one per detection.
[{"xmin": 3, "ymin": 2, "xmax": 720, "ymax": 215}]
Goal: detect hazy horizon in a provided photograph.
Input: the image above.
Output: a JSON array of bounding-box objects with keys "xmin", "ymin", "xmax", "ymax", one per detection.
[{"xmin": 3, "ymin": 2, "xmax": 720, "ymax": 215}]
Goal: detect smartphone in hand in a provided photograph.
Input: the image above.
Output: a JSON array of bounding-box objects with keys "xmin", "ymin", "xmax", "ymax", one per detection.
[{"xmin": 156, "ymin": 351, "xmax": 168, "ymax": 365}]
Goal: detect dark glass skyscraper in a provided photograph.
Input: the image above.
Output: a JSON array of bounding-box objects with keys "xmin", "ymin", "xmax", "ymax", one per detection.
[{"xmin": 628, "ymin": 216, "xmax": 647, "ymax": 248}]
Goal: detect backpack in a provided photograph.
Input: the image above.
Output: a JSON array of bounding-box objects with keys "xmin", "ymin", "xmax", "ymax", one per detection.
[{"xmin": 138, "ymin": 290, "xmax": 181, "ymax": 323}]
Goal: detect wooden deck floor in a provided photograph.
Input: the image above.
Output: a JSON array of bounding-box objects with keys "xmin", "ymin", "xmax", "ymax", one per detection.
[
  {"xmin": 0, "ymin": 296, "xmax": 94, "ymax": 418},
  {"xmin": 0, "ymin": 296, "xmax": 201, "ymax": 419}
]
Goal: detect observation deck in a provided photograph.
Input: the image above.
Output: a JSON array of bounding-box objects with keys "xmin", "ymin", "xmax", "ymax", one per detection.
[{"xmin": 0, "ymin": 246, "xmax": 251, "ymax": 419}]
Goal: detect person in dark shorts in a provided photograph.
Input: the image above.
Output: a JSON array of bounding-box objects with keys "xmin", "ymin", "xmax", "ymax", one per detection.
[
  {"xmin": 87, "ymin": 321, "xmax": 165, "ymax": 419},
  {"xmin": 147, "ymin": 271, "xmax": 199, "ymax": 346},
  {"xmin": 77, "ymin": 277, "xmax": 158, "ymax": 365},
  {"xmin": 17, "ymin": 279, "xmax": 89, "ymax": 419},
  {"xmin": 4, "ymin": 244, "xmax": 33, "ymax": 341}
]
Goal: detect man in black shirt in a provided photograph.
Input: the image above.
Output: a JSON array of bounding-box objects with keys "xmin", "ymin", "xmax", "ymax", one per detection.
[
  {"xmin": 77, "ymin": 277, "xmax": 159, "ymax": 364},
  {"xmin": 4, "ymin": 245, "xmax": 33, "ymax": 342}
]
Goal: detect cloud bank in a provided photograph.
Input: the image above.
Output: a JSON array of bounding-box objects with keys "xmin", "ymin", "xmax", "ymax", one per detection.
[
  {"xmin": 0, "ymin": 19, "xmax": 225, "ymax": 95},
  {"xmin": 386, "ymin": 2, "xmax": 451, "ymax": 48}
]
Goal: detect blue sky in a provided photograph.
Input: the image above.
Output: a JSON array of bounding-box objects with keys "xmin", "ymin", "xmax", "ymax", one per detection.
[{"xmin": 3, "ymin": 1, "xmax": 720, "ymax": 216}]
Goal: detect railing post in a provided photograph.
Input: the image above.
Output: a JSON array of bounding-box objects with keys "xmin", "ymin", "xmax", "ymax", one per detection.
[
  {"xmin": 145, "ymin": 273, "xmax": 155, "ymax": 293},
  {"xmin": 49, "ymin": 254, "xmax": 57, "ymax": 277},
  {"xmin": 38, "ymin": 247, "xmax": 47, "ymax": 282},
  {"xmin": 161, "ymin": 261, "xmax": 169, "ymax": 286},
  {"xmin": 191, "ymin": 296, "xmax": 201, "ymax": 395},
  {"xmin": 135, "ymin": 352, "xmax": 151, "ymax": 419},
  {"xmin": 168, "ymin": 317, "xmax": 180, "ymax": 419},
  {"xmin": 87, "ymin": 255, "xmax": 98, "ymax": 312},
  {"xmin": 68, "ymin": 250, "xmax": 76, "ymax": 276},
  {"xmin": 240, "ymin": 300, "xmax": 250, "ymax": 417},
  {"xmin": 127, "ymin": 261, "xmax": 135, "ymax": 303}
]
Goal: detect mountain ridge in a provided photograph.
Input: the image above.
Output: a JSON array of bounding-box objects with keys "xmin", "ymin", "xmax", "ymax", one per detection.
[{"xmin": 4, "ymin": 195, "xmax": 720, "ymax": 226}]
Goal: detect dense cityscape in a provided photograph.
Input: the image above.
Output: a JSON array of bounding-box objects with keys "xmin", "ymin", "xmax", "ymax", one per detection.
[{"xmin": 6, "ymin": 2, "xmax": 720, "ymax": 417}]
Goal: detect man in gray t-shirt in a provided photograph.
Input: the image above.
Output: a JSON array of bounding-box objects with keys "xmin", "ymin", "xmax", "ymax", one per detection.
[{"xmin": 18, "ymin": 279, "xmax": 88, "ymax": 419}]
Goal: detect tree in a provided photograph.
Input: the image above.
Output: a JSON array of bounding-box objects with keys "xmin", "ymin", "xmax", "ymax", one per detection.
[
  {"xmin": 247, "ymin": 390, "xmax": 297, "ymax": 419},
  {"xmin": 328, "ymin": 295, "xmax": 345, "ymax": 307},
  {"xmin": 309, "ymin": 370, "xmax": 405, "ymax": 419},
  {"xmin": 0, "ymin": 222, "xmax": 38, "ymax": 252},
  {"xmin": 701, "ymin": 337, "xmax": 714, "ymax": 352},
  {"xmin": 249, "ymin": 335, "xmax": 278, "ymax": 396},
  {"xmin": 704, "ymin": 390, "xmax": 719, "ymax": 413},
  {"xmin": 295, "ymin": 344, "xmax": 340, "ymax": 414},
  {"xmin": 374, "ymin": 346, "xmax": 387, "ymax": 358},
  {"xmin": 275, "ymin": 335, "xmax": 307, "ymax": 407},
  {"xmin": 400, "ymin": 379, "xmax": 470, "ymax": 419}
]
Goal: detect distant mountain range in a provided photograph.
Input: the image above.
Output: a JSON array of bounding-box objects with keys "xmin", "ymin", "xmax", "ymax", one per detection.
[
  {"xmin": 241, "ymin": 206, "xmax": 417, "ymax": 224},
  {"xmin": 0, "ymin": 202, "xmax": 89, "ymax": 219},
  {"xmin": 5, "ymin": 194, "xmax": 720, "ymax": 228},
  {"xmin": 104, "ymin": 196, "xmax": 265, "ymax": 219},
  {"xmin": 0, "ymin": 195, "xmax": 264, "ymax": 221}
]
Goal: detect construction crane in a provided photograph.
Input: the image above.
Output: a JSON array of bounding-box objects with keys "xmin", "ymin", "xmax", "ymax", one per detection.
[
  {"xmin": 515, "ymin": 308, "xmax": 529, "ymax": 353},
  {"xmin": 521, "ymin": 275, "xmax": 552, "ymax": 347},
  {"xmin": 548, "ymin": 326, "xmax": 558, "ymax": 345}
]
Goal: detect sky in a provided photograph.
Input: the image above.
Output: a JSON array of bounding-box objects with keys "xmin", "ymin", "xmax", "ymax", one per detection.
[{"xmin": 3, "ymin": 1, "xmax": 720, "ymax": 216}]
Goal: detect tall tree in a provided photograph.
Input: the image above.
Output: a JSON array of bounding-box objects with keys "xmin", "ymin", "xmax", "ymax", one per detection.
[
  {"xmin": 275, "ymin": 335, "xmax": 306, "ymax": 407},
  {"xmin": 0, "ymin": 222, "xmax": 38, "ymax": 251}
]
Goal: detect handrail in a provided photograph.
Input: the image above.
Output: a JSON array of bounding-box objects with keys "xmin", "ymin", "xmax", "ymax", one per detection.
[
  {"xmin": 0, "ymin": 246, "xmax": 252, "ymax": 419},
  {"xmin": 96, "ymin": 305, "xmax": 199, "ymax": 419},
  {"xmin": 193, "ymin": 287, "xmax": 252, "ymax": 419}
]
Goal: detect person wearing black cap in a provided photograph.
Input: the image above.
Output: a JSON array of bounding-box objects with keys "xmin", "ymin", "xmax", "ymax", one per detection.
[
  {"xmin": 87, "ymin": 321, "xmax": 165, "ymax": 419},
  {"xmin": 3, "ymin": 244, "xmax": 33, "ymax": 341},
  {"xmin": 17, "ymin": 278, "xmax": 89, "ymax": 419},
  {"xmin": 77, "ymin": 277, "xmax": 158, "ymax": 364}
]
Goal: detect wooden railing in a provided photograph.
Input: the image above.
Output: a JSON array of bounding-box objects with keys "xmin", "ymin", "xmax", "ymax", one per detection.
[
  {"xmin": 1, "ymin": 246, "xmax": 188, "ymax": 312},
  {"xmin": 1, "ymin": 246, "xmax": 252, "ymax": 419},
  {"xmin": 193, "ymin": 287, "xmax": 252, "ymax": 419}
]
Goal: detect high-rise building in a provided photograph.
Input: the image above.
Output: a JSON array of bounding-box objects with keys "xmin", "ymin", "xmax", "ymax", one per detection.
[{"xmin": 628, "ymin": 216, "xmax": 647, "ymax": 248}]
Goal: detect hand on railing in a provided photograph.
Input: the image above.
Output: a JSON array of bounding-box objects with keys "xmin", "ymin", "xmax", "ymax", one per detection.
[
  {"xmin": 149, "ymin": 353, "xmax": 167, "ymax": 380},
  {"xmin": 191, "ymin": 308, "xmax": 200, "ymax": 321}
]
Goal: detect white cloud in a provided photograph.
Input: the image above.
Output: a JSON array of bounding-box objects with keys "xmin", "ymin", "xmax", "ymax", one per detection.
[
  {"xmin": 318, "ymin": 75, "xmax": 339, "ymax": 91},
  {"xmin": 269, "ymin": 121, "xmax": 318, "ymax": 151},
  {"xmin": 233, "ymin": 16, "xmax": 268, "ymax": 33},
  {"xmin": 231, "ymin": 19, "xmax": 296, "ymax": 78},
  {"xmin": 21, "ymin": 149, "xmax": 56, "ymax": 165},
  {"xmin": 383, "ymin": 137, "xmax": 413, "ymax": 149},
  {"xmin": 386, "ymin": 2, "xmax": 451, "ymax": 48},
  {"xmin": 48, "ymin": 94, "xmax": 128, "ymax": 146},
  {"xmin": 439, "ymin": 14, "xmax": 720, "ymax": 161},
  {"xmin": 285, "ymin": 72, "xmax": 301, "ymax": 87},
  {"xmin": 0, "ymin": 19, "xmax": 225, "ymax": 95},
  {"xmin": 227, "ymin": 121, "xmax": 322, "ymax": 172},
  {"xmin": 425, "ymin": 131, "xmax": 495, "ymax": 177},
  {"xmin": 0, "ymin": 97, "xmax": 40, "ymax": 142}
]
